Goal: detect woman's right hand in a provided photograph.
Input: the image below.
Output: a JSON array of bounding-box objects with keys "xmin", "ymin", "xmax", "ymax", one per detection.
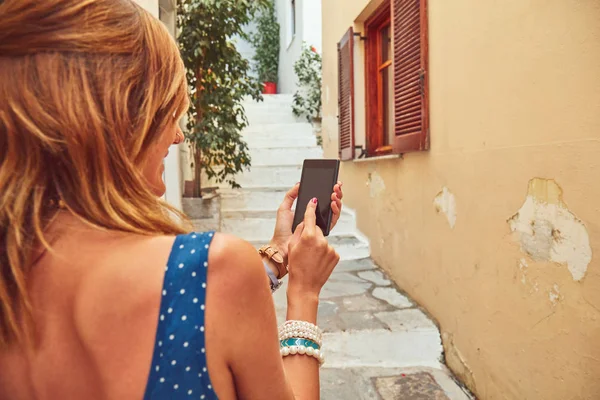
[{"xmin": 286, "ymin": 198, "xmax": 340, "ymax": 301}]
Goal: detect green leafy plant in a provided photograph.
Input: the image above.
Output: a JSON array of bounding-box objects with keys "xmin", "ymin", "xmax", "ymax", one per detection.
[
  {"xmin": 250, "ymin": 0, "xmax": 280, "ymax": 83},
  {"xmin": 292, "ymin": 43, "xmax": 322, "ymax": 122},
  {"xmin": 177, "ymin": 0, "xmax": 268, "ymax": 196}
]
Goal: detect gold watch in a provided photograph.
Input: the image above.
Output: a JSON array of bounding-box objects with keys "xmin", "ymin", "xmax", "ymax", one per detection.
[{"xmin": 258, "ymin": 245, "xmax": 287, "ymax": 279}]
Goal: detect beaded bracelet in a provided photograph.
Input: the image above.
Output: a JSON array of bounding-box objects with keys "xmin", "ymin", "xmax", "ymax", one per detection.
[
  {"xmin": 278, "ymin": 321, "xmax": 325, "ymax": 366},
  {"xmin": 279, "ymin": 338, "xmax": 325, "ymax": 366},
  {"xmin": 280, "ymin": 337, "xmax": 320, "ymax": 350},
  {"xmin": 278, "ymin": 320, "xmax": 323, "ymax": 347}
]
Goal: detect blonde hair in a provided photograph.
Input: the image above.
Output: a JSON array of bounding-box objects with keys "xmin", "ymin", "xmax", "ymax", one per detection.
[{"xmin": 0, "ymin": 0, "xmax": 191, "ymax": 347}]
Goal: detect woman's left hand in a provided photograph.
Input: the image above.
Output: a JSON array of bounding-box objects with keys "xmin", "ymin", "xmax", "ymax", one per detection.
[{"xmin": 269, "ymin": 181, "xmax": 343, "ymax": 264}]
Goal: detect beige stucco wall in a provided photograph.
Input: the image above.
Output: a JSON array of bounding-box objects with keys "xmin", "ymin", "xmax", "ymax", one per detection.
[{"xmin": 321, "ymin": 1, "xmax": 600, "ymax": 399}]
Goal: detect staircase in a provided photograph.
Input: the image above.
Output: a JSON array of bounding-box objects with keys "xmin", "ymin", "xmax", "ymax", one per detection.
[
  {"xmin": 214, "ymin": 95, "xmax": 472, "ymax": 400},
  {"xmin": 219, "ymin": 95, "xmax": 370, "ymax": 261}
]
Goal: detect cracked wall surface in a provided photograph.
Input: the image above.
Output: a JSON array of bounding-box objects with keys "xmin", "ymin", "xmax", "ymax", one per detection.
[
  {"xmin": 321, "ymin": 0, "xmax": 600, "ymax": 398},
  {"xmin": 434, "ymin": 187, "xmax": 457, "ymax": 229},
  {"xmin": 508, "ymin": 178, "xmax": 592, "ymax": 281}
]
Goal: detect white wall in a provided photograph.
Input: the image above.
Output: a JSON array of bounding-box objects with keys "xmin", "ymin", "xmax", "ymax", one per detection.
[
  {"xmin": 276, "ymin": 0, "xmax": 300, "ymax": 93},
  {"xmin": 235, "ymin": 21, "xmax": 259, "ymax": 80},
  {"xmin": 276, "ymin": 0, "xmax": 322, "ymax": 94},
  {"xmin": 135, "ymin": 0, "xmax": 158, "ymax": 17},
  {"xmin": 302, "ymin": 0, "xmax": 322, "ymax": 52}
]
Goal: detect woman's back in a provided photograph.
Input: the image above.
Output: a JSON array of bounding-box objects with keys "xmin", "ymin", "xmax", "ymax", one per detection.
[{"xmin": 0, "ymin": 215, "xmax": 178, "ymax": 399}]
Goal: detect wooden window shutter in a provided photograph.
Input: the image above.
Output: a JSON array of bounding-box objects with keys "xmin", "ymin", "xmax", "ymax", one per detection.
[
  {"xmin": 391, "ymin": 0, "xmax": 429, "ymax": 153},
  {"xmin": 338, "ymin": 27, "xmax": 355, "ymax": 161}
]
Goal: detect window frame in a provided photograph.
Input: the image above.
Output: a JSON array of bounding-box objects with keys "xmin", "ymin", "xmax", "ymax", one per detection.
[{"xmin": 364, "ymin": 1, "xmax": 392, "ymax": 157}]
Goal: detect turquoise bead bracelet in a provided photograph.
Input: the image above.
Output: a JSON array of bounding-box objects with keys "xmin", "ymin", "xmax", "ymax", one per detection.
[
  {"xmin": 280, "ymin": 338, "xmax": 320, "ymax": 350},
  {"xmin": 279, "ymin": 337, "xmax": 325, "ymax": 366}
]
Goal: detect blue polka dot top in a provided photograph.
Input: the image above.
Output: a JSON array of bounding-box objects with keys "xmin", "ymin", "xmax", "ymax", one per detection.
[{"xmin": 143, "ymin": 232, "xmax": 218, "ymax": 399}]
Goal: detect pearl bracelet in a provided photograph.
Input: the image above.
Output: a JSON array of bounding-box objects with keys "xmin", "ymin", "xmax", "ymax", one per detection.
[
  {"xmin": 279, "ymin": 341, "xmax": 325, "ymax": 366},
  {"xmin": 278, "ymin": 321, "xmax": 325, "ymax": 366},
  {"xmin": 278, "ymin": 320, "xmax": 323, "ymax": 347}
]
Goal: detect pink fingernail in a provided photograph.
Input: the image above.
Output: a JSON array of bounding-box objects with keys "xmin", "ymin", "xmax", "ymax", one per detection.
[{"xmin": 312, "ymin": 197, "xmax": 318, "ymax": 204}]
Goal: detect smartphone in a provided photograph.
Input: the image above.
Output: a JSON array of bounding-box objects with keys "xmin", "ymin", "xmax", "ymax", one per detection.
[{"xmin": 292, "ymin": 159, "xmax": 340, "ymax": 236}]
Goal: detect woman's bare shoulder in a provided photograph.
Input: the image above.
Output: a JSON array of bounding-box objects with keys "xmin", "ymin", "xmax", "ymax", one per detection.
[
  {"xmin": 72, "ymin": 232, "xmax": 265, "ymax": 340},
  {"xmin": 74, "ymin": 235, "xmax": 177, "ymax": 318},
  {"xmin": 73, "ymin": 232, "xmax": 262, "ymax": 337},
  {"xmin": 205, "ymin": 232, "xmax": 269, "ymax": 300}
]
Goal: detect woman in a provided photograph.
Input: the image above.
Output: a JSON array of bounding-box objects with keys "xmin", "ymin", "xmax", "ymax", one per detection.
[{"xmin": 0, "ymin": 0, "xmax": 344, "ymax": 399}]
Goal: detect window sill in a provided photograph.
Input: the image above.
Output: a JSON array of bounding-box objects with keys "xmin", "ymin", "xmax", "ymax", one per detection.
[{"xmin": 353, "ymin": 154, "xmax": 401, "ymax": 163}]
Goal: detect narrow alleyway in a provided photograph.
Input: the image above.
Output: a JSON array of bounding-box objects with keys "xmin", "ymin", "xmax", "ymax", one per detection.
[{"xmin": 219, "ymin": 95, "xmax": 472, "ymax": 399}]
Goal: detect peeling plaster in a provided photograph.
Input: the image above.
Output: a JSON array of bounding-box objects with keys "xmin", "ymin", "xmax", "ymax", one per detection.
[
  {"xmin": 519, "ymin": 258, "xmax": 528, "ymax": 285},
  {"xmin": 366, "ymin": 171, "xmax": 386, "ymax": 198},
  {"xmin": 519, "ymin": 258, "xmax": 528, "ymax": 271},
  {"xmin": 517, "ymin": 258, "xmax": 540, "ymax": 293},
  {"xmin": 508, "ymin": 178, "xmax": 592, "ymax": 282},
  {"xmin": 433, "ymin": 187, "xmax": 457, "ymax": 229},
  {"xmin": 549, "ymin": 284, "xmax": 561, "ymax": 306}
]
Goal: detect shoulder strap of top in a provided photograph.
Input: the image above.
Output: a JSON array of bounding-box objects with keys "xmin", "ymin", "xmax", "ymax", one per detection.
[{"xmin": 143, "ymin": 231, "xmax": 218, "ymax": 400}]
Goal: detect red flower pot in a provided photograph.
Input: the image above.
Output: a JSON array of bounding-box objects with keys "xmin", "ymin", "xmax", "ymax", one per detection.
[{"xmin": 263, "ymin": 82, "xmax": 277, "ymax": 94}]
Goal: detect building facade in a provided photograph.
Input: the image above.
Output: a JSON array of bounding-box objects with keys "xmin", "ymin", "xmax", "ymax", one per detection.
[
  {"xmin": 237, "ymin": 0, "xmax": 323, "ymax": 94},
  {"xmin": 275, "ymin": 0, "xmax": 322, "ymax": 93},
  {"xmin": 321, "ymin": 0, "xmax": 600, "ymax": 399}
]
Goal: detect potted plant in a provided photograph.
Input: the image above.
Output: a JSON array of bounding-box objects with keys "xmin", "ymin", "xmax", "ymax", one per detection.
[
  {"xmin": 251, "ymin": 0, "xmax": 280, "ymax": 94},
  {"xmin": 177, "ymin": 0, "xmax": 266, "ymax": 224},
  {"xmin": 292, "ymin": 43, "xmax": 322, "ymax": 124}
]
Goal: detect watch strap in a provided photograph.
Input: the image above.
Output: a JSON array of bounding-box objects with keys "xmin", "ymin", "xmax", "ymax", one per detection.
[
  {"xmin": 258, "ymin": 245, "xmax": 287, "ymax": 279},
  {"xmin": 263, "ymin": 260, "xmax": 282, "ymax": 293}
]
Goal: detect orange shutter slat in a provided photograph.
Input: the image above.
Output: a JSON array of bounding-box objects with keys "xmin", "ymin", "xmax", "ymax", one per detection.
[
  {"xmin": 392, "ymin": 0, "xmax": 429, "ymax": 153},
  {"xmin": 338, "ymin": 27, "xmax": 355, "ymax": 161}
]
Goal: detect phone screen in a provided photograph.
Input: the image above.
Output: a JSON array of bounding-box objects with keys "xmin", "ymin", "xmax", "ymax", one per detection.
[{"xmin": 292, "ymin": 159, "xmax": 340, "ymax": 236}]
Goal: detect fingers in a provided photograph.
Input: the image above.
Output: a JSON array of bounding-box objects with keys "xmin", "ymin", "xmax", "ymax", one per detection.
[
  {"xmin": 302, "ymin": 198, "xmax": 318, "ymax": 236},
  {"xmin": 331, "ymin": 192, "xmax": 342, "ymax": 210},
  {"xmin": 330, "ymin": 181, "xmax": 343, "ymax": 231},
  {"xmin": 333, "ymin": 181, "xmax": 343, "ymax": 200},
  {"xmin": 331, "ymin": 200, "xmax": 341, "ymax": 216},
  {"xmin": 331, "ymin": 181, "xmax": 343, "ymax": 216},
  {"xmin": 290, "ymin": 222, "xmax": 304, "ymax": 248},
  {"xmin": 279, "ymin": 182, "xmax": 300, "ymax": 211}
]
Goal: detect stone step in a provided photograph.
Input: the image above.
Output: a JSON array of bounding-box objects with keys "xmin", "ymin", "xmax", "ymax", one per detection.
[
  {"xmin": 242, "ymin": 123, "xmax": 317, "ymax": 148},
  {"xmin": 220, "ymin": 165, "xmax": 302, "ymax": 187},
  {"xmin": 221, "ymin": 188, "xmax": 288, "ymax": 211},
  {"xmin": 244, "ymin": 135, "xmax": 317, "ymax": 148},
  {"xmin": 242, "ymin": 103, "xmax": 296, "ymax": 113},
  {"xmin": 242, "ymin": 108, "xmax": 295, "ymax": 119},
  {"xmin": 244, "ymin": 136, "xmax": 317, "ymax": 149},
  {"xmin": 221, "ymin": 183, "xmax": 346, "ymax": 211},
  {"xmin": 248, "ymin": 234, "xmax": 370, "ymax": 261},
  {"xmin": 221, "ymin": 212, "xmax": 356, "ymax": 241},
  {"xmin": 249, "ymin": 146, "xmax": 323, "ymax": 166},
  {"xmin": 242, "ymin": 122, "xmax": 314, "ymax": 135},
  {"xmin": 324, "ymin": 329, "xmax": 442, "ymax": 369},
  {"xmin": 321, "ymin": 367, "xmax": 472, "ymax": 400},
  {"xmin": 246, "ymin": 113, "xmax": 300, "ymax": 125},
  {"xmin": 243, "ymin": 94, "xmax": 293, "ymax": 105}
]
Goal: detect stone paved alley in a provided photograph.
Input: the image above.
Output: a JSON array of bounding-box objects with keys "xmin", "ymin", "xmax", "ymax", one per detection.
[{"xmin": 199, "ymin": 95, "xmax": 474, "ymax": 399}]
